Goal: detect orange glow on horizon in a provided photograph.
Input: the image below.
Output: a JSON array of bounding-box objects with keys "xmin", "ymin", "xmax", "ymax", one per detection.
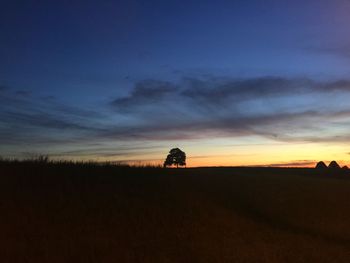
[{"xmin": 56, "ymin": 138, "xmax": 350, "ymax": 168}]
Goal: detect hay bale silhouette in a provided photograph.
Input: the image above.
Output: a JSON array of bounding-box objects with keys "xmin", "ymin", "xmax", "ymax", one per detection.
[
  {"xmin": 342, "ymin": 165, "xmax": 349, "ymax": 169},
  {"xmin": 315, "ymin": 161, "xmax": 327, "ymax": 169},
  {"xmin": 328, "ymin": 161, "xmax": 340, "ymax": 169}
]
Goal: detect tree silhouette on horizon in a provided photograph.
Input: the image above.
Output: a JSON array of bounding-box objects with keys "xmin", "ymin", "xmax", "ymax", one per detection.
[
  {"xmin": 163, "ymin": 148, "xmax": 186, "ymax": 168},
  {"xmin": 328, "ymin": 160, "xmax": 340, "ymax": 169},
  {"xmin": 315, "ymin": 161, "xmax": 327, "ymax": 169}
]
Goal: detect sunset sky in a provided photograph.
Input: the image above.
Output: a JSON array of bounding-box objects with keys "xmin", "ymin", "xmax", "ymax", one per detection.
[{"xmin": 2, "ymin": 0, "xmax": 350, "ymax": 167}]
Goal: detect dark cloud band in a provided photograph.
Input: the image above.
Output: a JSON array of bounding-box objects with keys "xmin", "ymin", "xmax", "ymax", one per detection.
[{"xmin": 2, "ymin": 76, "xmax": 350, "ymax": 158}]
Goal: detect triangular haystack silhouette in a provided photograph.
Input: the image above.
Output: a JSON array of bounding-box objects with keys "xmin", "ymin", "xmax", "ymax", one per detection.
[
  {"xmin": 328, "ymin": 161, "xmax": 340, "ymax": 169},
  {"xmin": 315, "ymin": 161, "xmax": 327, "ymax": 169},
  {"xmin": 342, "ymin": 165, "xmax": 349, "ymax": 169}
]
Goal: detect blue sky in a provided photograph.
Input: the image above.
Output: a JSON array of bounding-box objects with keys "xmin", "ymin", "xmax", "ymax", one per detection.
[{"xmin": 2, "ymin": 0, "xmax": 350, "ymax": 166}]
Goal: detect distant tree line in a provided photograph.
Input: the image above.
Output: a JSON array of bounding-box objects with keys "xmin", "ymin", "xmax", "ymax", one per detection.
[{"xmin": 315, "ymin": 160, "xmax": 348, "ymax": 169}]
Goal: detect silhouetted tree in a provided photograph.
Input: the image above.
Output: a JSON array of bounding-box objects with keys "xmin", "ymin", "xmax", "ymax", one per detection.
[
  {"xmin": 328, "ymin": 160, "xmax": 340, "ymax": 169},
  {"xmin": 163, "ymin": 148, "xmax": 186, "ymax": 168},
  {"xmin": 315, "ymin": 161, "xmax": 327, "ymax": 169}
]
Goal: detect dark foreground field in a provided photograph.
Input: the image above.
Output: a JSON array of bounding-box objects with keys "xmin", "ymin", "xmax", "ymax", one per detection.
[{"xmin": 1, "ymin": 162, "xmax": 350, "ymax": 262}]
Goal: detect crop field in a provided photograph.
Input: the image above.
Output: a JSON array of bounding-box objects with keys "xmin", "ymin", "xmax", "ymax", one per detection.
[{"xmin": 1, "ymin": 161, "xmax": 350, "ymax": 262}]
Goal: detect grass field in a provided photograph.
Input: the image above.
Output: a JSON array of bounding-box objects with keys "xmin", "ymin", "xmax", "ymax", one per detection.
[{"xmin": 1, "ymin": 161, "xmax": 350, "ymax": 262}]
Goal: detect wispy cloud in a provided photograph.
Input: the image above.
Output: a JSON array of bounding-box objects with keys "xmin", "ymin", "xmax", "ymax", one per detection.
[
  {"xmin": 111, "ymin": 79, "xmax": 177, "ymax": 114},
  {"xmin": 3, "ymin": 76, "xmax": 350, "ymax": 159},
  {"xmin": 0, "ymin": 87, "xmax": 105, "ymax": 146},
  {"xmin": 262, "ymin": 160, "xmax": 317, "ymax": 167},
  {"xmin": 107, "ymin": 76, "xmax": 350, "ymax": 142}
]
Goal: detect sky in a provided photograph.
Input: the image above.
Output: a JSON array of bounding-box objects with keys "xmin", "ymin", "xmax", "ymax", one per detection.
[{"xmin": 2, "ymin": 0, "xmax": 350, "ymax": 167}]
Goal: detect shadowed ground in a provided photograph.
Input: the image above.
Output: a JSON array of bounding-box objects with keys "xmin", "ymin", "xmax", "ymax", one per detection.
[{"xmin": 1, "ymin": 162, "xmax": 350, "ymax": 262}]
